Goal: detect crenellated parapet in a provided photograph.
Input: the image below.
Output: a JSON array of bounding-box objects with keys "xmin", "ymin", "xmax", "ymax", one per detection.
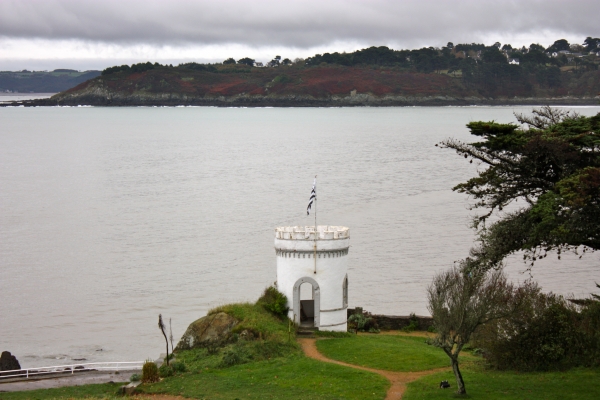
[
  {"xmin": 275, "ymin": 226, "xmax": 349, "ymax": 240},
  {"xmin": 274, "ymin": 226, "xmax": 350, "ymax": 253}
]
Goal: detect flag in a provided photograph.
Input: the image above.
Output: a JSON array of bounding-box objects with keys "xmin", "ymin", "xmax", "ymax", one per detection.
[{"xmin": 307, "ymin": 178, "xmax": 316, "ymax": 215}]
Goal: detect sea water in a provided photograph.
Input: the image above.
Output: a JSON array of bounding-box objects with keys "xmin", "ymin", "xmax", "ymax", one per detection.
[{"xmin": 1, "ymin": 105, "xmax": 599, "ymax": 367}]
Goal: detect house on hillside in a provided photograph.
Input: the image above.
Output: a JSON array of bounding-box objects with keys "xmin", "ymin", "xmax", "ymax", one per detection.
[
  {"xmin": 255, "ymin": 62, "xmax": 264, "ymax": 67},
  {"xmin": 508, "ymin": 58, "xmax": 520, "ymax": 65}
]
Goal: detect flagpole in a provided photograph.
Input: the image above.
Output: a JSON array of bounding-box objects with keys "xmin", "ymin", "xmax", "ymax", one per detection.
[{"xmin": 314, "ymin": 175, "xmax": 317, "ymax": 274}]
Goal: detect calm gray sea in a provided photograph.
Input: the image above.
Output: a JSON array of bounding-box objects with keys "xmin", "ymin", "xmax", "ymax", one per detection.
[{"xmin": 1, "ymin": 105, "xmax": 599, "ymax": 367}]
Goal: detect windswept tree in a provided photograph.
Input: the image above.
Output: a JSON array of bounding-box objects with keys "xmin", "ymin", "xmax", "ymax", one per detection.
[
  {"xmin": 439, "ymin": 107, "xmax": 600, "ymax": 273},
  {"xmin": 158, "ymin": 314, "xmax": 169, "ymax": 366},
  {"xmin": 428, "ymin": 265, "xmax": 516, "ymax": 395}
]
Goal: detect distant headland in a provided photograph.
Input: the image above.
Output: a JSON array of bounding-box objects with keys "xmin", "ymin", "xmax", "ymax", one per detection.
[{"xmin": 3, "ymin": 39, "xmax": 600, "ymax": 107}]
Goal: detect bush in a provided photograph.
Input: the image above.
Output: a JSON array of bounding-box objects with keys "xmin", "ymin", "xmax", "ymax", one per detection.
[
  {"xmin": 273, "ymin": 74, "xmax": 292, "ymax": 84},
  {"xmin": 402, "ymin": 313, "xmax": 419, "ymax": 332},
  {"xmin": 256, "ymin": 286, "xmax": 288, "ymax": 318},
  {"xmin": 472, "ymin": 283, "xmax": 600, "ymax": 371},
  {"xmin": 129, "ymin": 373, "xmax": 140, "ymax": 382},
  {"xmin": 158, "ymin": 363, "xmax": 174, "ymax": 378},
  {"xmin": 348, "ymin": 311, "xmax": 379, "ymax": 333},
  {"xmin": 141, "ymin": 360, "xmax": 159, "ymax": 383},
  {"xmin": 158, "ymin": 360, "xmax": 187, "ymax": 378}
]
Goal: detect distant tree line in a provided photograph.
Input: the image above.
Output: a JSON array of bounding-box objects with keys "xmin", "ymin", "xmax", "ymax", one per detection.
[{"xmin": 100, "ymin": 36, "xmax": 600, "ymax": 94}]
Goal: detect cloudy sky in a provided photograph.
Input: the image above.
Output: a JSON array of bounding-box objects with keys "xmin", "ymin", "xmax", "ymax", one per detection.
[{"xmin": 0, "ymin": 0, "xmax": 598, "ymax": 71}]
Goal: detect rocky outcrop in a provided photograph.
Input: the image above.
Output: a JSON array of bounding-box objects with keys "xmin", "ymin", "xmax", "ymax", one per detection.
[
  {"xmin": 175, "ymin": 312, "xmax": 239, "ymax": 351},
  {"xmin": 0, "ymin": 351, "xmax": 21, "ymax": 371}
]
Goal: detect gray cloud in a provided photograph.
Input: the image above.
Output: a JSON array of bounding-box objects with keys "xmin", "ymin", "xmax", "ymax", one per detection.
[{"xmin": 1, "ymin": 0, "xmax": 598, "ymax": 50}]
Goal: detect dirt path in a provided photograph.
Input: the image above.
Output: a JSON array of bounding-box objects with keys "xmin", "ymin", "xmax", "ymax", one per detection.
[{"xmin": 298, "ymin": 338, "xmax": 449, "ymax": 400}]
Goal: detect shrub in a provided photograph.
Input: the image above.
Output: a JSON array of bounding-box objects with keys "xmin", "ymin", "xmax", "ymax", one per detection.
[
  {"xmin": 220, "ymin": 343, "xmax": 250, "ymax": 367},
  {"xmin": 158, "ymin": 363, "xmax": 174, "ymax": 378},
  {"xmin": 402, "ymin": 313, "xmax": 419, "ymax": 332},
  {"xmin": 348, "ymin": 310, "xmax": 379, "ymax": 333},
  {"xmin": 129, "ymin": 373, "xmax": 140, "ymax": 382},
  {"xmin": 256, "ymin": 286, "xmax": 288, "ymax": 318},
  {"xmin": 171, "ymin": 361, "xmax": 187, "ymax": 373},
  {"xmin": 273, "ymin": 74, "xmax": 292, "ymax": 84},
  {"xmin": 141, "ymin": 360, "xmax": 159, "ymax": 383},
  {"xmin": 472, "ymin": 282, "xmax": 600, "ymax": 371},
  {"xmin": 158, "ymin": 360, "xmax": 187, "ymax": 378}
]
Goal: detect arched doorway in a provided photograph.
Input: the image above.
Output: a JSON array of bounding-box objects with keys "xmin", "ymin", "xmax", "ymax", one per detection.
[{"xmin": 293, "ymin": 277, "xmax": 320, "ymax": 328}]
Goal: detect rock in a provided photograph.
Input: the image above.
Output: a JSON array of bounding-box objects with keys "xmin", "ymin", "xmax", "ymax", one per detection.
[
  {"xmin": 0, "ymin": 351, "xmax": 21, "ymax": 371},
  {"xmin": 119, "ymin": 382, "xmax": 140, "ymax": 396},
  {"xmin": 175, "ymin": 312, "xmax": 239, "ymax": 351}
]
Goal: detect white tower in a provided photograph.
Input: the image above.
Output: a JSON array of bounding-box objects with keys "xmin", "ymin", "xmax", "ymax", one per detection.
[{"xmin": 275, "ymin": 226, "xmax": 350, "ymax": 332}]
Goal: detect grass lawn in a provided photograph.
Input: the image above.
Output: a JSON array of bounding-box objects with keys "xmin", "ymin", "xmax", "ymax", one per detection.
[
  {"xmin": 142, "ymin": 355, "xmax": 388, "ymax": 399},
  {"xmin": 404, "ymin": 366, "xmax": 600, "ymax": 400},
  {"xmin": 0, "ymin": 356, "xmax": 388, "ymax": 400},
  {"xmin": 316, "ymin": 334, "xmax": 456, "ymax": 372},
  {"xmin": 0, "ymin": 382, "xmax": 125, "ymax": 400}
]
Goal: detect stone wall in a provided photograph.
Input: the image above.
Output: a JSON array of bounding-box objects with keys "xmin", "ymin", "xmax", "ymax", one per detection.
[{"xmin": 347, "ymin": 308, "xmax": 434, "ymax": 331}]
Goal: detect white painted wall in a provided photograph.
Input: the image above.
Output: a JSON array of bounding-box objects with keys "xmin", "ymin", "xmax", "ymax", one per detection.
[{"xmin": 275, "ymin": 226, "xmax": 350, "ymax": 332}]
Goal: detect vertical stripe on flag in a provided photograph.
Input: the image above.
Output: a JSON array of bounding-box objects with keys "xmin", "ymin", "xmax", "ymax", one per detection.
[{"xmin": 307, "ymin": 178, "xmax": 316, "ymax": 215}]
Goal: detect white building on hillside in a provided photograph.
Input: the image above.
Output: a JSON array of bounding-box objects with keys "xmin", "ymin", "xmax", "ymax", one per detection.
[{"xmin": 275, "ymin": 226, "xmax": 350, "ymax": 332}]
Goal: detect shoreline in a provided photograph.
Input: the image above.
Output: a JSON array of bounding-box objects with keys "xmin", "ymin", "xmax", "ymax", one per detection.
[{"xmin": 1, "ymin": 95, "xmax": 599, "ymax": 108}]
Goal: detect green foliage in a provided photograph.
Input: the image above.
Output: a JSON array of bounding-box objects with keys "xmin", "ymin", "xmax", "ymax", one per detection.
[
  {"xmin": 237, "ymin": 57, "xmax": 255, "ymax": 66},
  {"xmin": 472, "ymin": 284, "xmax": 600, "ymax": 371},
  {"xmin": 547, "ymin": 39, "xmax": 571, "ymax": 53},
  {"xmin": 141, "ymin": 360, "xmax": 159, "ymax": 383},
  {"xmin": 129, "ymin": 373, "xmax": 140, "ymax": 382},
  {"xmin": 101, "ymin": 64, "xmax": 130, "ymax": 75},
  {"xmin": 347, "ymin": 310, "xmax": 379, "ymax": 333},
  {"xmin": 402, "ymin": 313, "xmax": 420, "ymax": 332},
  {"xmin": 313, "ymin": 330, "xmax": 353, "ymax": 338},
  {"xmin": 158, "ymin": 362, "xmax": 174, "ymax": 377},
  {"xmin": 101, "ymin": 62, "xmax": 160, "ymax": 76},
  {"xmin": 255, "ymin": 286, "xmax": 289, "ymax": 318},
  {"xmin": 177, "ymin": 62, "xmax": 217, "ymax": 72},
  {"xmin": 223, "ymin": 57, "xmax": 236, "ymax": 65},
  {"xmin": 272, "ymin": 74, "xmax": 292, "ymax": 84},
  {"xmin": 158, "ymin": 360, "xmax": 187, "ymax": 377},
  {"xmin": 208, "ymin": 301, "xmax": 296, "ymax": 346},
  {"xmin": 442, "ymin": 108, "xmax": 600, "ymax": 273}
]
